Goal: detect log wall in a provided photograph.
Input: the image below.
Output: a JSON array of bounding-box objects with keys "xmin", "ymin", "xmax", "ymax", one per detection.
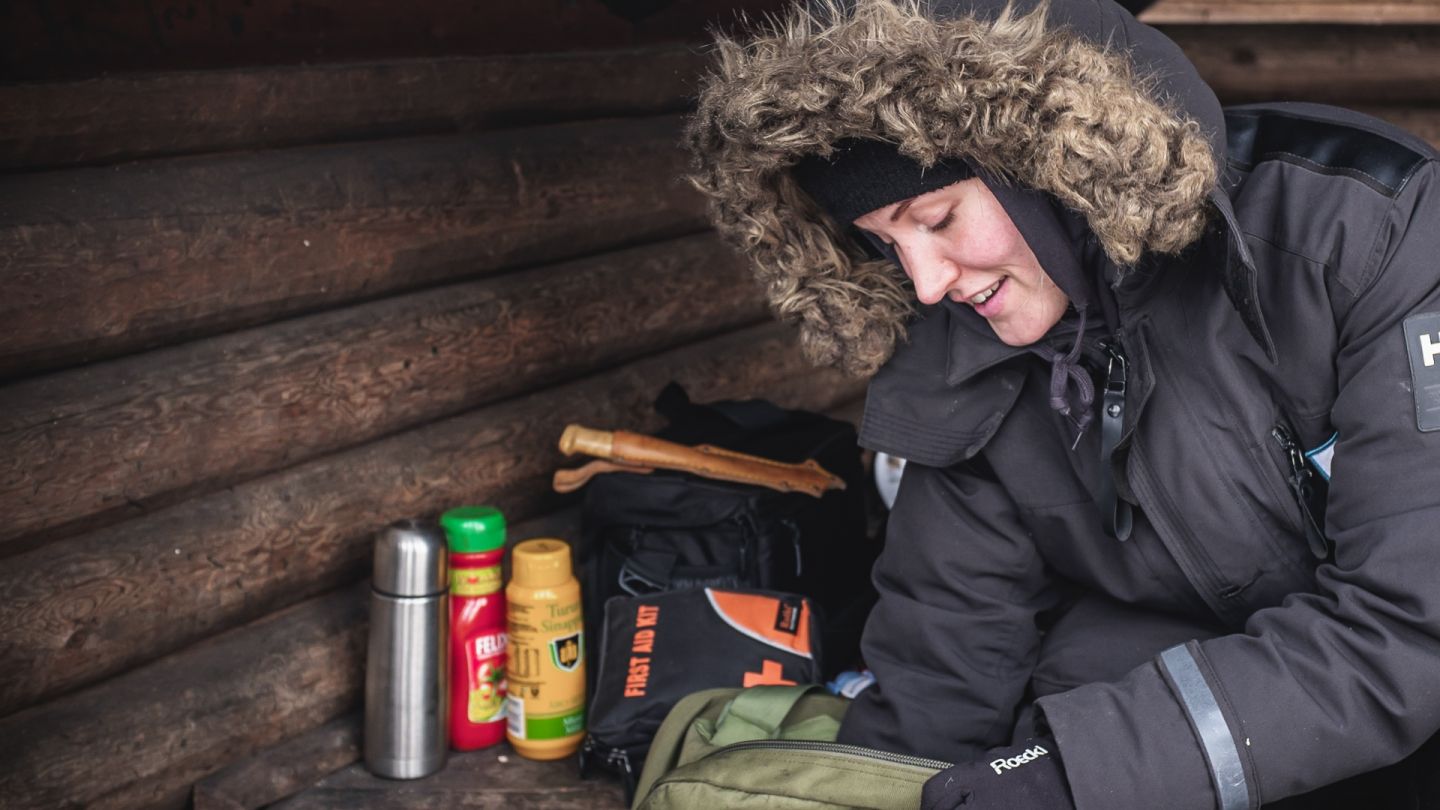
[{"xmin": 2, "ymin": 2, "xmax": 1437, "ymax": 809}]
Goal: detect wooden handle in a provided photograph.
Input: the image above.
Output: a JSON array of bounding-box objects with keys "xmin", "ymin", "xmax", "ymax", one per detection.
[
  {"xmin": 558, "ymin": 424, "xmax": 613, "ymax": 458},
  {"xmin": 556, "ymin": 424, "xmax": 845, "ymax": 498}
]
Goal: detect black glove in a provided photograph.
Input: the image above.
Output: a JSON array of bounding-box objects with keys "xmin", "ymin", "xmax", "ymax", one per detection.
[{"xmin": 921, "ymin": 737, "xmax": 1076, "ymax": 810}]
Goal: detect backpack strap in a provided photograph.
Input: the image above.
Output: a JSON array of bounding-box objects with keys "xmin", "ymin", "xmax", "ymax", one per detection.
[{"xmin": 707, "ymin": 685, "xmax": 839, "ymax": 746}]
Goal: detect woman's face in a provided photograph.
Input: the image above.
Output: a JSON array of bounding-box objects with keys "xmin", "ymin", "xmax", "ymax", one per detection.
[{"xmin": 853, "ymin": 179, "xmax": 1069, "ymax": 347}]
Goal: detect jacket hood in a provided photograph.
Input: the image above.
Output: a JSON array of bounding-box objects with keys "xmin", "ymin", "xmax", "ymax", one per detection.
[{"xmin": 685, "ymin": 0, "xmax": 1222, "ymax": 376}]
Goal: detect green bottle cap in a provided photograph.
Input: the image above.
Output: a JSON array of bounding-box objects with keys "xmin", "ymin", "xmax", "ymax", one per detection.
[{"xmin": 439, "ymin": 506, "xmax": 506, "ymax": 553}]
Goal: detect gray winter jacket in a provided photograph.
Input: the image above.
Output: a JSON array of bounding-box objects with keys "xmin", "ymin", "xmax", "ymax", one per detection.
[
  {"xmin": 844, "ymin": 100, "xmax": 1440, "ymax": 810},
  {"xmin": 685, "ymin": 2, "xmax": 1440, "ymax": 808}
]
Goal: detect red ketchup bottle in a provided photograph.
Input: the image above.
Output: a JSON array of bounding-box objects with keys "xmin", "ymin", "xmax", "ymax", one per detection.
[{"xmin": 440, "ymin": 506, "xmax": 509, "ymax": 750}]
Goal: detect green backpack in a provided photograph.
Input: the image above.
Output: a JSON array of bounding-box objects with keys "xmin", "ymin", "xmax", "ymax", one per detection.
[{"xmin": 631, "ymin": 685, "xmax": 950, "ymax": 810}]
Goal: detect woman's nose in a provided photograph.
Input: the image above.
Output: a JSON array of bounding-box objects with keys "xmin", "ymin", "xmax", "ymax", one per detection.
[{"xmin": 903, "ymin": 250, "xmax": 960, "ymax": 306}]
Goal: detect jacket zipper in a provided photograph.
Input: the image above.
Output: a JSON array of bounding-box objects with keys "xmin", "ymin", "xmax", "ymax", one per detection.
[
  {"xmin": 1128, "ymin": 446, "xmax": 1242, "ymax": 624},
  {"xmin": 716, "ymin": 739, "xmax": 952, "ymax": 770},
  {"xmin": 1120, "ymin": 332, "xmax": 1242, "ymax": 624},
  {"xmin": 1097, "ymin": 335, "xmax": 1134, "ymax": 541},
  {"xmin": 1270, "ymin": 421, "xmax": 1329, "ymax": 559}
]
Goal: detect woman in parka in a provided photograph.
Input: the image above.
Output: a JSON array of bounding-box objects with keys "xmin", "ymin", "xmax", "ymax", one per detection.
[{"xmin": 686, "ymin": 1, "xmax": 1440, "ymax": 808}]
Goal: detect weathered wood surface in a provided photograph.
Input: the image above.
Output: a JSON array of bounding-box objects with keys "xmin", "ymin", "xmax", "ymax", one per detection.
[
  {"xmin": 1358, "ymin": 106, "xmax": 1440, "ymax": 148},
  {"xmin": 0, "ymin": 114, "xmax": 705, "ymax": 379},
  {"xmin": 0, "ymin": 324, "xmax": 862, "ymax": 719},
  {"xmin": 1162, "ymin": 25, "xmax": 1440, "ymax": 105},
  {"xmin": 506, "ymin": 509, "xmax": 585, "ymax": 550},
  {"xmin": 0, "ymin": 48, "xmax": 706, "ymax": 171},
  {"xmin": 7, "ymin": 21, "xmax": 1428, "ymax": 177},
  {"xmin": 0, "ymin": 0, "xmax": 781, "ymax": 80},
  {"xmin": 0, "ymin": 233, "xmax": 763, "ymax": 551},
  {"xmin": 1143, "ymin": 0, "xmax": 1440, "ymax": 24},
  {"xmin": 272, "ymin": 744, "xmax": 627, "ymax": 810},
  {"xmin": 0, "ymin": 582, "xmax": 369, "ymax": 810},
  {"xmin": 192, "ymin": 714, "xmax": 362, "ymax": 810}
]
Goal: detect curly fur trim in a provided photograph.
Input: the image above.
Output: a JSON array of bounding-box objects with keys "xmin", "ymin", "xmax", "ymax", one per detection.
[{"xmin": 685, "ymin": 0, "xmax": 1218, "ymax": 376}]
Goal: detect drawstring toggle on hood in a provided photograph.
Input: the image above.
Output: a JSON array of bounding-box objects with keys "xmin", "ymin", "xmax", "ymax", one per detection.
[{"xmin": 1032, "ymin": 309, "xmax": 1095, "ymax": 443}]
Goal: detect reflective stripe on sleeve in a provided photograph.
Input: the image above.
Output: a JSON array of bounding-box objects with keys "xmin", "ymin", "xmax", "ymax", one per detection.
[{"xmin": 1159, "ymin": 644, "xmax": 1251, "ymax": 810}]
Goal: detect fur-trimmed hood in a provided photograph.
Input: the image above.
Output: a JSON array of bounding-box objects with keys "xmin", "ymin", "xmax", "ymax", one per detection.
[{"xmin": 685, "ymin": 0, "xmax": 1224, "ymax": 376}]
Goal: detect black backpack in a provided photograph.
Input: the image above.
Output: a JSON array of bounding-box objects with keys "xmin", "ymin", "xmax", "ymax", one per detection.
[{"xmin": 575, "ymin": 383, "xmax": 878, "ymax": 684}]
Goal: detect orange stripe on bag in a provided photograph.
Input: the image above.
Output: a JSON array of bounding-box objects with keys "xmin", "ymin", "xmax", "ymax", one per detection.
[{"xmin": 704, "ymin": 589, "xmax": 813, "ymax": 659}]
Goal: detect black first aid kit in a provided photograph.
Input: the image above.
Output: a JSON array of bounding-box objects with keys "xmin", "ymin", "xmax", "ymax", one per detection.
[
  {"xmin": 580, "ymin": 587, "xmax": 823, "ymax": 797},
  {"xmin": 575, "ymin": 383, "xmax": 877, "ymax": 683}
]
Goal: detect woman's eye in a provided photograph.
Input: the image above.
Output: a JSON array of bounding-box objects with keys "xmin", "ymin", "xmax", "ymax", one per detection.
[{"xmin": 928, "ymin": 211, "xmax": 955, "ymax": 232}]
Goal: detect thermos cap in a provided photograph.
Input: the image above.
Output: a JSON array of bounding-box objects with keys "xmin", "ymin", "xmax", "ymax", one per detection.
[
  {"xmin": 510, "ymin": 538, "xmax": 573, "ymax": 588},
  {"xmin": 439, "ymin": 505, "xmax": 506, "ymax": 553},
  {"xmin": 372, "ymin": 520, "xmax": 447, "ymax": 597}
]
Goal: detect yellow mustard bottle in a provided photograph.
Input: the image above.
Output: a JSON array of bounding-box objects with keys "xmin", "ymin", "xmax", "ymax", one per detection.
[{"xmin": 505, "ymin": 538, "xmax": 586, "ymax": 760}]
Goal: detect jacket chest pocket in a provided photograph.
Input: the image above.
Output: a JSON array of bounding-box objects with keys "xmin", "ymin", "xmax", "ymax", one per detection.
[
  {"xmin": 1190, "ymin": 416, "xmax": 1329, "ymax": 615},
  {"xmin": 1126, "ymin": 390, "xmax": 1324, "ymax": 621}
]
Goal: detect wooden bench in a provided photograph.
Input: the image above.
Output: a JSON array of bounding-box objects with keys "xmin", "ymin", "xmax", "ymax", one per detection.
[{"xmin": 193, "ymin": 715, "xmax": 628, "ymax": 810}]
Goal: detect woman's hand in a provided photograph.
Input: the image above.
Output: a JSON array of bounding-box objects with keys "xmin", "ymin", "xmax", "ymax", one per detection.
[{"xmin": 921, "ymin": 737, "xmax": 1076, "ymax": 810}]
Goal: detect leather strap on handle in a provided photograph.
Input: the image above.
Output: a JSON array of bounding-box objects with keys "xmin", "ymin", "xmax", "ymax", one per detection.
[
  {"xmin": 554, "ymin": 424, "xmax": 846, "ymax": 498},
  {"xmin": 552, "ymin": 459, "xmax": 655, "ymax": 493}
]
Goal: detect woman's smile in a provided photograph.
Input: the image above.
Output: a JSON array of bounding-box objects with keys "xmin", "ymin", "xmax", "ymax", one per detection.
[{"xmin": 962, "ymin": 278, "xmax": 1003, "ymax": 307}]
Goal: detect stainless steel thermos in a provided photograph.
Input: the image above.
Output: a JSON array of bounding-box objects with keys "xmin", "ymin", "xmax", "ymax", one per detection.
[{"xmin": 365, "ymin": 520, "xmax": 449, "ymax": 779}]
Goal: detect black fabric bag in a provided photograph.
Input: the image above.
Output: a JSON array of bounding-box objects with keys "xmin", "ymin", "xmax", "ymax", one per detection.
[
  {"xmin": 580, "ymin": 587, "xmax": 824, "ymax": 797},
  {"xmin": 575, "ymin": 383, "xmax": 876, "ymax": 683}
]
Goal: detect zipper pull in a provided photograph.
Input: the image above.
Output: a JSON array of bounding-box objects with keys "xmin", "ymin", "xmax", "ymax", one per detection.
[
  {"xmin": 1097, "ymin": 337, "xmax": 1133, "ymax": 541},
  {"xmin": 1271, "ymin": 423, "xmax": 1329, "ymax": 559},
  {"xmin": 789, "ymin": 521, "xmax": 803, "ymax": 578},
  {"xmin": 1102, "ymin": 339, "xmax": 1128, "ymax": 398}
]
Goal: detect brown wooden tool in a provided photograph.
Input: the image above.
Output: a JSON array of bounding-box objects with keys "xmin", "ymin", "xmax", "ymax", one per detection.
[{"xmin": 552, "ymin": 424, "xmax": 846, "ymax": 498}]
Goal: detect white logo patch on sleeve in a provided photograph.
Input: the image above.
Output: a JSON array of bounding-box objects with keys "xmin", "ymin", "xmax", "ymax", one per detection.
[{"xmin": 1403, "ymin": 312, "xmax": 1440, "ymax": 432}]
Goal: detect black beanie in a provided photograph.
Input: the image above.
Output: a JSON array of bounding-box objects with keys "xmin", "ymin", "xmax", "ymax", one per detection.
[{"xmin": 791, "ymin": 139, "xmax": 974, "ymax": 226}]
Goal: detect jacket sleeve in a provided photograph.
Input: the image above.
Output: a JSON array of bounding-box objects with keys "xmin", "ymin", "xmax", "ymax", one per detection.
[
  {"xmin": 837, "ymin": 456, "xmax": 1061, "ymax": 763},
  {"xmin": 1037, "ymin": 161, "xmax": 1440, "ymax": 810}
]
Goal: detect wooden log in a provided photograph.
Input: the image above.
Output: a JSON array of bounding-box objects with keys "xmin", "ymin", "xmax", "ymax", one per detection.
[
  {"xmin": 272, "ymin": 743, "xmax": 627, "ymax": 810},
  {"xmin": 1160, "ymin": 25, "xmax": 1440, "ymax": 105},
  {"xmin": 0, "ymin": 323, "xmax": 863, "ymax": 718},
  {"xmin": 1355, "ymin": 105, "xmax": 1440, "ymax": 148},
  {"xmin": 0, "ymin": 232, "xmax": 765, "ymax": 550},
  {"xmin": 192, "ymin": 714, "xmax": 361, "ymax": 810},
  {"xmin": 0, "ymin": 582, "xmax": 369, "ymax": 810},
  {"xmin": 1142, "ymin": 0, "xmax": 1440, "ymax": 24},
  {"xmin": 0, "ymin": 49, "xmax": 707, "ymax": 171},
  {"xmin": 0, "ymin": 114, "xmax": 705, "ymax": 379},
  {"xmin": 0, "ymin": 0, "xmax": 783, "ymax": 81},
  {"xmin": 506, "ymin": 509, "xmax": 584, "ymax": 549}
]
